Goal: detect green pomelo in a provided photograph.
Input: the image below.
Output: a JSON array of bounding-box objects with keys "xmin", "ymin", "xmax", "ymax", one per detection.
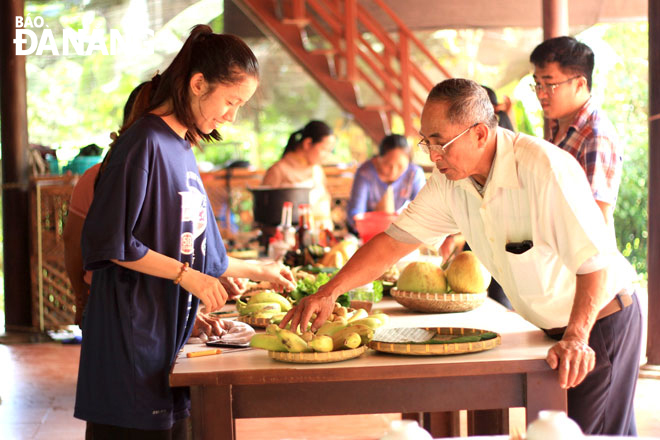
[
  {"xmin": 396, "ymin": 261, "xmax": 447, "ymax": 293},
  {"xmin": 446, "ymin": 251, "xmax": 491, "ymax": 293}
]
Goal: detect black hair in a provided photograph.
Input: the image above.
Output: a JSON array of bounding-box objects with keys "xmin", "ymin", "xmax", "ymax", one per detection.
[
  {"xmin": 378, "ymin": 134, "xmax": 409, "ymax": 156},
  {"xmin": 481, "ymin": 85, "xmax": 514, "ymax": 131},
  {"xmin": 282, "ymin": 120, "xmax": 333, "ymax": 158},
  {"xmin": 147, "ymin": 24, "xmax": 259, "ymax": 146},
  {"xmin": 427, "ymin": 79, "xmax": 498, "ymax": 129},
  {"xmin": 122, "ymin": 82, "xmax": 148, "ymax": 124},
  {"xmin": 529, "ymin": 36, "xmax": 594, "ymax": 90}
]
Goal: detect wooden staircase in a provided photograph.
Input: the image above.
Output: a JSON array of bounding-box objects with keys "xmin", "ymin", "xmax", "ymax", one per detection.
[{"xmin": 232, "ymin": 0, "xmax": 452, "ymax": 142}]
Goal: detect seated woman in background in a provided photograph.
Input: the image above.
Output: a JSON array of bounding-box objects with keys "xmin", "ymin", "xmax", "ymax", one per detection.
[
  {"xmin": 262, "ymin": 120, "xmax": 335, "ymax": 229},
  {"xmin": 346, "ymin": 134, "xmax": 426, "ymax": 236},
  {"xmin": 482, "ymin": 85, "xmax": 515, "ymax": 131}
]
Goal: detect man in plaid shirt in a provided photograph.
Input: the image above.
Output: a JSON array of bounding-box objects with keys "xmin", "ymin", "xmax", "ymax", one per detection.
[{"xmin": 530, "ymin": 36, "xmax": 623, "ymax": 229}]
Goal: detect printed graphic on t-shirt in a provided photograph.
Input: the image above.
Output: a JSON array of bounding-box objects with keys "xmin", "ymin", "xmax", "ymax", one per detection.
[{"xmin": 179, "ymin": 172, "xmax": 208, "ymax": 260}]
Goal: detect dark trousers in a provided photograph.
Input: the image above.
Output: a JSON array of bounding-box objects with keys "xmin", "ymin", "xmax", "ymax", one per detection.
[
  {"xmin": 86, "ymin": 418, "xmax": 190, "ymax": 440},
  {"xmin": 548, "ymin": 293, "xmax": 642, "ymax": 436}
]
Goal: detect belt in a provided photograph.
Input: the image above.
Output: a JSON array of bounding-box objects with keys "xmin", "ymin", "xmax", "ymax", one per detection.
[{"xmin": 543, "ymin": 291, "xmax": 634, "ymax": 337}]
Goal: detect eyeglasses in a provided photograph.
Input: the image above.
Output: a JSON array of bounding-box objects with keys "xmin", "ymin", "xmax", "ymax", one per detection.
[
  {"xmin": 418, "ymin": 123, "xmax": 479, "ymax": 156},
  {"xmin": 530, "ymin": 76, "xmax": 580, "ymax": 95}
]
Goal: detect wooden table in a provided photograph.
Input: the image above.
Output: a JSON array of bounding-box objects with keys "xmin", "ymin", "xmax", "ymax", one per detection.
[{"xmin": 170, "ymin": 299, "xmax": 565, "ymax": 439}]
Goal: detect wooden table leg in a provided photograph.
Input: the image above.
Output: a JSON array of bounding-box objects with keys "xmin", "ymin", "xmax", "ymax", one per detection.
[
  {"xmin": 467, "ymin": 409, "xmax": 509, "ymax": 435},
  {"xmin": 190, "ymin": 385, "xmax": 234, "ymax": 440},
  {"xmin": 525, "ymin": 370, "xmax": 566, "ymax": 425},
  {"xmin": 419, "ymin": 411, "xmax": 461, "ymax": 437}
]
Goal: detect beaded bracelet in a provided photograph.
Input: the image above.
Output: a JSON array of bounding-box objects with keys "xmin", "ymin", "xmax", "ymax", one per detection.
[{"xmin": 173, "ymin": 262, "xmax": 190, "ymax": 285}]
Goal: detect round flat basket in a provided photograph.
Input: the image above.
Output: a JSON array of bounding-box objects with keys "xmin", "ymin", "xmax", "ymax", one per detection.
[
  {"xmin": 268, "ymin": 345, "xmax": 368, "ymax": 364},
  {"xmin": 369, "ymin": 327, "xmax": 500, "ymax": 356},
  {"xmin": 237, "ymin": 315, "xmax": 271, "ymax": 328},
  {"xmin": 390, "ymin": 288, "xmax": 486, "ymax": 313}
]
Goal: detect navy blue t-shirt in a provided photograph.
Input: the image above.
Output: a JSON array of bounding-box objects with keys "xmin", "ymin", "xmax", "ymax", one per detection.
[{"xmin": 74, "ymin": 114, "xmax": 228, "ymax": 430}]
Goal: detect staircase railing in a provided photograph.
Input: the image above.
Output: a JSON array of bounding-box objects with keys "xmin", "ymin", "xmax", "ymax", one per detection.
[{"xmin": 277, "ymin": 0, "xmax": 452, "ymax": 138}]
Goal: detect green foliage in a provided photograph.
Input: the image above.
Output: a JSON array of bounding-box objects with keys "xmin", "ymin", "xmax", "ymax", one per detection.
[
  {"xmin": 595, "ymin": 23, "xmax": 649, "ymax": 279},
  {"xmin": 513, "ymin": 100, "xmax": 535, "ymax": 135}
]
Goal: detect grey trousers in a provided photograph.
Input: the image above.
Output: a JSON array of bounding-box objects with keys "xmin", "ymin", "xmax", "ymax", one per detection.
[{"xmin": 565, "ymin": 292, "xmax": 642, "ymax": 436}]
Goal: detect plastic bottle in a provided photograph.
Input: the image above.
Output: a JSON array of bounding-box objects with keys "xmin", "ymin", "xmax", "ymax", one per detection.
[
  {"xmin": 267, "ymin": 236, "xmax": 289, "ymax": 262},
  {"xmin": 280, "ymin": 201, "xmax": 296, "ymax": 249}
]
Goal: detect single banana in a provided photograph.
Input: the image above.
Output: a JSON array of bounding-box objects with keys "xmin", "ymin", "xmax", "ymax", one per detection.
[
  {"xmin": 332, "ymin": 331, "xmax": 361, "ymax": 350},
  {"xmin": 349, "ymin": 324, "xmax": 374, "ymax": 344},
  {"xmin": 239, "ymin": 302, "xmax": 281, "ymax": 316},
  {"xmin": 338, "ymin": 240, "xmax": 358, "ymax": 260},
  {"xmin": 247, "ymin": 290, "xmax": 293, "ymax": 311},
  {"xmin": 368, "ymin": 313, "xmax": 389, "ymax": 326},
  {"xmin": 277, "ymin": 328, "xmax": 312, "ymax": 353},
  {"xmin": 252, "ymin": 310, "xmax": 283, "ymax": 320},
  {"xmin": 265, "ymin": 323, "xmax": 281, "ymax": 335},
  {"xmin": 348, "ymin": 317, "xmax": 384, "ymax": 330},
  {"xmin": 332, "ymin": 250, "xmax": 345, "ymax": 268},
  {"xmin": 249, "ymin": 334, "xmax": 288, "ymax": 352},
  {"xmin": 347, "ymin": 308, "xmax": 369, "ymax": 322},
  {"xmin": 268, "ymin": 313, "xmax": 287, "ymax": 324},
  {"xmin": 308, "ymin": 335, "xmax": 333, "ymax": 352},
  {"xmin": 331, "ymin": 325, "xmax": 371, "ymax": 350},
  {"xmin": 316, "ymin": 317, "xmax": 348, "ymax": 336}
]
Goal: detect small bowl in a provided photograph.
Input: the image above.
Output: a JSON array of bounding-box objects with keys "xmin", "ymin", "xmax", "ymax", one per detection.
[{"xmin": 354, "ymin": 212, "xmax": 398, "ymax": 242}]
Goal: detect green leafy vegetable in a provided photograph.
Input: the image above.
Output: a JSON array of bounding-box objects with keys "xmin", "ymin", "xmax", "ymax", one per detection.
[
  {"xmin": 290, "ymin": 273, "xmax": 384, "ymax": 308},
  {"xmin": 291, "ymin": 271, "xmax": 334, "ymax": 303}
]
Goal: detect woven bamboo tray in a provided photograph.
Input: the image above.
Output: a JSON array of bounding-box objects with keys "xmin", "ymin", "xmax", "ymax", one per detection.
[
  {"xmin": 369, "ymin": 327, "xmax": 500, "ymax": 356},
  {"xmin": 268, "ymin": 345, "xmax": 368, "ymax": 364},
  {"xmin": 390, "ymin": 288, "xmax": 486, "ymax": 313},
  {"xmin": 237, "ymin": 315, "xmax": 272, "ymax": 328}
]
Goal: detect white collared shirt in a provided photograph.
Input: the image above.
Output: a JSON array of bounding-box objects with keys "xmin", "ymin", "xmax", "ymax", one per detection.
[{"xmin": 389, "ymin": 128, "xmax": 635, "ymax": 329}]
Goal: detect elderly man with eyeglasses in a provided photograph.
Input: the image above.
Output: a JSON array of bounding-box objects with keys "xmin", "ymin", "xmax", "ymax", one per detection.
[
  {"xmin": 530, "ymin": 36, "xmax": 623, "ymax": 232},
  {"xmin": 282, "ymin": 78, "xmax": 641, "ymax": 437}
]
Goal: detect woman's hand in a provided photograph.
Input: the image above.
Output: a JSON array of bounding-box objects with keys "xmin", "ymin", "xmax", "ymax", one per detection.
[
  {"xmin": 191, "ymin": 312, "xmax": 229, "ymax": 338},
  {"xmin": 180, "ymin": 269, "xmax": 228, "ymax": 312},
  {"xmin": 258, "ymin": 262, "xmax": 296, "ymax": 292},
  {"xmin": 219, "ymin": 276, "xmax": 248, "ymax": 300}
]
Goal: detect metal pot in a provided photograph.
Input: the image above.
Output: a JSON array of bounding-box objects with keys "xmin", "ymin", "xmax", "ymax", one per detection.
[{"xmin": 249, "ymin": 186, "xmax": 311, "ymax": 226}]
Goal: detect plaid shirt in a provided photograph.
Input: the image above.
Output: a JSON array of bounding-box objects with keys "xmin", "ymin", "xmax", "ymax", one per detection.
[{"xmin": 549, "ymin": 98, "xmax": 623, "ymax": 206}]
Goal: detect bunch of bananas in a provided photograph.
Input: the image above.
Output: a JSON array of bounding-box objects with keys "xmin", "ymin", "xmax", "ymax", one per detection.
[
  {"xmin": 236, "ymin": 290, "xmax": 292, "ymax": 321},
  {"xmin": 250, "ymin": 305, "xmax": 388, "ymax": 353}
]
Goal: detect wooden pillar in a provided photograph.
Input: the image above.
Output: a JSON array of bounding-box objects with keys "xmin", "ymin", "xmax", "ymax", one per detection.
[
  {"xmin": 541, "ymin": 0, "xmax": 568, "ymax": 138},
  {"xmin": 542, "ymin": 0, "xmax": 568, "ymax": 40},
  {"xmin": 643, "ymin": 0, "xmax": 660, "ymax": 371},
  {"xmin": 0, "ymin": 0, "xmax": 32, "ymax": 330}
]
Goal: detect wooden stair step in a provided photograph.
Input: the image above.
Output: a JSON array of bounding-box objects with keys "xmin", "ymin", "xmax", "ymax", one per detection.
[
  {"xmin": 282, "ymin": 17, "xmax": 311, "ymax": 27},
  {"xmin": 309, "ymin": 48, "xmax": 339, "ymax": 56},
  {"xmin": 362, "ymin": 104, "xmax": 392, "ymax": 112}
]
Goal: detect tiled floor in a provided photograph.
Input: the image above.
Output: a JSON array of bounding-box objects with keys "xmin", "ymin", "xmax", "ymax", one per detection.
[{"xmin": 0, "ymin": 341, "xmax": 659, "ymax": 440}]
